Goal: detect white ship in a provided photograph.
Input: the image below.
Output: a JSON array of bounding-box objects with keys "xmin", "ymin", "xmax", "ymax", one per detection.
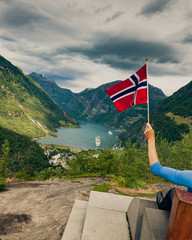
[
  {"xmin": 108, "ymin": 131, "xmax": 113, "ymax": 135},
  {"xmin": 95, "ymin": 136, "xmax": 101, "ymax": 147}
]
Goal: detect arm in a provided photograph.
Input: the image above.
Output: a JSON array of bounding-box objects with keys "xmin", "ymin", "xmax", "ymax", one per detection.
[
  {"xmin": 144, "ymin": 123, "xmax": 159, "ymax": 166},
  {"xmin": 144, "ymin": 123, "xmax": 192, "ymax": 191}
]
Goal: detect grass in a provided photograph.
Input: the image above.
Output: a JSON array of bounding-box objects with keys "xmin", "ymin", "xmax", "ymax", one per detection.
[
  {"xmin": 107, "ymin": 174, "xmax": 149, "ymax": 189},
  {"xmin": 42, "ymin": 144, "xmax": 70, "ymax": 150},
  {"xmin": 166, "ymin": 112, "xmax": 192, "ymax": 128},
  {"xmin": 115, "ymin": 189, "xmax": 124, "ymax": 195},
  {"xmin": 71, "ymin": 180, "xmax": 83, "ymax": 184},
  {"xmin": 92, "ymin": 183, "xmax": 111, "ymax": 192},
  {"xmin": 82, "ymin": 193, "xmax": 89, "ymax": 198},
  {"xmin": 0, "ymin": 104, "xmax": 49, "ymax": 138}
]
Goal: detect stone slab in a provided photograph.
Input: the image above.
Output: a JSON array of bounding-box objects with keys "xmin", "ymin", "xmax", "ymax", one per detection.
[
  {"xmin": 127, "ymin": 197, "xmax": 158, "ymax": 240},
  {"xmin": 62, "ymin": 200, "xmax": 88, "ymax": 240},
  {"xmin": 81, "ymin": 206, "xmax": 130, "ymax": 240},
  {"xmin": 140, "ymin": 208, "xmax": 170, "ymax": 240},
  {"xmin": 88, "ymin": 191, "xmax": 133, "ymax": 212}
]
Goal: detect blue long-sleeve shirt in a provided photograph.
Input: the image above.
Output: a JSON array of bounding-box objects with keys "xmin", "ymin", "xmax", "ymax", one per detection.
[{"xmin": 150, "ymin": 162, "xmax": 192, "ymax": 193}]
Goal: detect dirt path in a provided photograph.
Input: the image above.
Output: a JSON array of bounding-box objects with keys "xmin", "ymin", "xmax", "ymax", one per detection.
[
  {"xmin": 0, "ymin": 178, "xmax": 187, "ymax": 240},
  {"xmin": 0, "ymin": 178, "xmax": 106, "ymax": 240}
]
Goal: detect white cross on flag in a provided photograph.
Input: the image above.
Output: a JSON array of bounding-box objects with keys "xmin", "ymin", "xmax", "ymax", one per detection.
[{"xmin": 105, "ymin": 64, "xmax": 148, "ymax": 112}]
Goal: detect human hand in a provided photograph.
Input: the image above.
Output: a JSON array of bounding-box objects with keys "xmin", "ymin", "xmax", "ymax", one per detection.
[{"xmin": 144, "ymin": 123, "xmax": 155, "ymax": 141}]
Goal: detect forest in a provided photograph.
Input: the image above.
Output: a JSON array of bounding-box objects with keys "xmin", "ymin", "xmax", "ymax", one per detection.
[{"xmin": 1, "ymin": 128, "xmax": 192, "ymax": 191}]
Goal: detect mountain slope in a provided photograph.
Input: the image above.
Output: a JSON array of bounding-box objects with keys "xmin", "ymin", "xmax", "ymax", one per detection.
[
  {"xmin": 29, "ymin": 72, "xmax": 75, "ymax": 107},
  {"xmin": 121, "ymin": 80, "xmax": 192, "ymax": 143},
  {"xmin": 151, "ymin": 80, "xmax": 192, "ymax": 117},
  {"xmin": 150, "ymin": 80, "xmax": 192, "ymax": 141},
  {"xmin": 0, "ymin": 56, "xmax": 79, "ymax": 138},
  {"xmin": 29, "ymin": 73, "xmax": 166, "ymax": 130},
  {"xmin": 0, "ymin": 125, "xmax": 49, "ymax": 175}
]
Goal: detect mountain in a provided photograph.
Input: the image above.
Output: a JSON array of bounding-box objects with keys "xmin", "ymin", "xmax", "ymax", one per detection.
[
  {"xmin": 121, "ymin": 80, "xmax": 192, "ymax": 143},
  {"xmin": 0, "ymin": 56, "xmax": 79, "ymax": 138},
  {"xmin": 29, "ymin": 72, "xmax": 75, "ymax": 107},
  {"xmin": 0, "ymin": 125, "xmax": 49, "ymax": 175},
  {"xmin": 150, "ymin": 80, "xmax": 192, "ymax": 142},
  {"xmin": 29, "ymin": 73, "xmax": 166, "ymax": 131}
]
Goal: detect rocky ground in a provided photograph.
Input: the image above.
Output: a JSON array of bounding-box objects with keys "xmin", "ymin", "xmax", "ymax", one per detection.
[
  {"xmin": 0, "ymin": 178, "xmax": 106, "ymax": 240},
  {"xmin": 0, "ymin": 178, "xmax": 187, "ymax": 240}
]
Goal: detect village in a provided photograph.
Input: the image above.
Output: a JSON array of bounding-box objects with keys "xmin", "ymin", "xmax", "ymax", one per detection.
[
  {"xmin": 39, "ymin": 144, "xmax": 81, "ymax": 168},
  {"xmin": 39, "ymin": 143, "xmax": 124, "ymax": 168}
]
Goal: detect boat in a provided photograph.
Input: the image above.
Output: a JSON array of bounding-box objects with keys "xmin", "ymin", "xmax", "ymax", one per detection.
[
  {"xmin": 108, "ymin": 131, "xmax": 113, "ymax": 135},
  {"xmin": 95, "ymin": 136, "xmax": 101, "ymax": 147}
]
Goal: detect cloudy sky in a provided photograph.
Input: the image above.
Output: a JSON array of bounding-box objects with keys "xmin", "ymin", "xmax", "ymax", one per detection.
[{"xmin": 0, "ymin": 0, "xmax": 192, "ymax": 96}]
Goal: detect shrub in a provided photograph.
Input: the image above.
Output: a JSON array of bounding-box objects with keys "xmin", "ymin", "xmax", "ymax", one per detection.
[
  {"xmin": 15, "ymin": 172, "xmax": 34, "ymax": 181},
  {"xmin": 0, "ymin": 179, "xmax": 7, "ymax": 191},
  {"xmin": 35, "ymin": 167, "xmax": 65, "ymax": 180}
]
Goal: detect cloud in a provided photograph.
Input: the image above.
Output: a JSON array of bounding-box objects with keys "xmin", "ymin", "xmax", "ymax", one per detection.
[
  {"xmin": 0, "ymin": 1, "xmax": 74, "ymax": 39},
  {"xmin": 94, "ymin": 4, "xmax": 111, "ymax": 14},
  {"xmin": 62, "ymin": 36, "xmax": 179, "ymax": 74},
  {"xmin": 0, "ymin": 34, "xmax": 15, "ymax": 42},
  {"xmin": 0, "ymin": 0, "xmax": 191, "ymax": 95},
  {"xmin": 106, "ymin": 11, "xmax": 124, "ymax": 23},
  {"xmin": 183, "ymin": 34, "xmax": 192, "ymax": 43},
  {"xmin": 0, "ymin": 3, "xmax": 47, "ymax": 28},
  {"xmin": 140, "ymin": 0, "xmax": 174, "ymax": 16}
]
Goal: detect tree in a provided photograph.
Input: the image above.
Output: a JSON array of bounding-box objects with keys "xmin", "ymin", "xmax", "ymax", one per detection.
[{"xmin": 0, "ymin": 140, "xmax": 10, "ymax": 178}]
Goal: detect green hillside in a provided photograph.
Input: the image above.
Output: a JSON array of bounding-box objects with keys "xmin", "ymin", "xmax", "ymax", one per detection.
[
  {"xmin": 0, "ymin": 56, "xmax": 79, "ymax": 138},
  {"xmin": 151, "ymin": 81, "xmax": 192, "ymax": 117},
  {"xmin": 150, "ymin": 81, "xmax": 192, "ymax": 142},
  {"xmin": 120, "ymin": 80, "xmax": 192, "ymax": 143},
  {"xmin": 0, "ymin": 125, "xmax": 49, "ymax": 175}
]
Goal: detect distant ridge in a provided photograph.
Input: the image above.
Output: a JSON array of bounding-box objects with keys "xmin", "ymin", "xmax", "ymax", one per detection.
[{"xmin": 29, "ymin": 73, "xmax": 166, "ymax": 133}]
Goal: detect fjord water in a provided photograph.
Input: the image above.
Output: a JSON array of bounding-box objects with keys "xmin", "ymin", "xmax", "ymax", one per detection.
[{"xmin": 37, "ymin": 120, "xmax": 120, "ymax": 149}]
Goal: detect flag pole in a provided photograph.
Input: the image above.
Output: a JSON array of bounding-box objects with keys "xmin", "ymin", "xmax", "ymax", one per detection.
[{"xmin": 146, "ymin": 56, "xmax": 149, "ymax": 123}]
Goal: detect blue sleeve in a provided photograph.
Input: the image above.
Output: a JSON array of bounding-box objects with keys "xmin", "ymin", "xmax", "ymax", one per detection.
[{"xmin": 150, "ymin": 162, "xmax": 192, "ymax": 191}]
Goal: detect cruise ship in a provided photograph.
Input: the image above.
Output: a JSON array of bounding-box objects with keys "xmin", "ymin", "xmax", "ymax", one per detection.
[{"xmin": 95, "ymin": 136, "xmax": 101, "ymax": 147}]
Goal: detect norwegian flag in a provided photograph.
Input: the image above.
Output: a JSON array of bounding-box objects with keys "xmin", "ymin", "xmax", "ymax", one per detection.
[{"xmin": 105, "ymin": 64, "xmax": 148, "ymax": 112}]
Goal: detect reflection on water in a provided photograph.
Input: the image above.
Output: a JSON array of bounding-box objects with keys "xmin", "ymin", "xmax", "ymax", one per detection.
[{"xmin": 37, "ymin": 120, "xmax": 120, "ymax": 150}]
